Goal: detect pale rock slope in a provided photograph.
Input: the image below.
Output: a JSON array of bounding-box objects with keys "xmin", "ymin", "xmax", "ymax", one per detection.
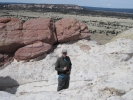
[
  {"xmin": 0, "ymin": 38, "xmax": 133, "ymax": 100},
  {"xmin": 111, "ymin": 28, "xmax": 133, "ymax": 42}
]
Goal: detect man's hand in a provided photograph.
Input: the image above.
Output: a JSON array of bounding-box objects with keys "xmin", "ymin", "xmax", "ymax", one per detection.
[
  {"xmin": 66, "ymin": 71, "xmax": 71, "ymax": 74},
  {"xmin": 63, "ymin": 67, "xmax": 67, "ymax": 71}
]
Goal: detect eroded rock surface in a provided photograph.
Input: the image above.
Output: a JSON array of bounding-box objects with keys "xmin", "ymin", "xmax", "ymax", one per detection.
[
  {"xmin": 0, "ymin": 30, "xmax": 24, "ymax": 52},
  {"xmin": 0, "ymin": 17, "xmax": 23, "ymax": 53},
  {"xmin": 0, "ymin": 17, "xmax": 90, "ymax": 60},
  {"xmin": 23, "ymin": 18, "xmax": 57, "ymax": 45},
  {"xmin": 15, "ymin": 41, "xmax": 52, "ymax": 60},
  {"xmin": 55, "ymin": 18, "xmax": 90, "ymax": 43},
  {"xmin": 0, "ymin": 38, "xmax": 133, "ymax": 100},
  {"xmin": 0, "ymin": 17, "xmax": 11, "ymax": 23}
]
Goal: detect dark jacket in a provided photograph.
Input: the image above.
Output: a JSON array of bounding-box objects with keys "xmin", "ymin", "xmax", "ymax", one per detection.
[{"xmin": 55, "ymin": 56, "xmax": 72, "ymax": 75}]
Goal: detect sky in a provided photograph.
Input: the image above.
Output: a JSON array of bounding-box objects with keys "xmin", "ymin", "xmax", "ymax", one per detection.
[{"xmin": 1, "ymin": 0, "xmax": 133, "ymax": 8}]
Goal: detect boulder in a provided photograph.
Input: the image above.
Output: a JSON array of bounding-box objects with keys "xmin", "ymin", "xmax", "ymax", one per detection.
[
  {"xmin": 23, "ymin": 18, "xmax": 57, "ymax": 44},
  {"xmin": 0, "ymin": 18, "xmax": 23, "ymax": 31},
  {"xmin": 5, "ymin": 18, "xmax": 22, "ymax": 31},
  {"xmin": 79, "ymin": 22, "xmax": 90, "ymax": 39},
  {"xmin": 0, "ymin": 17, "xmax": 10, "ymax": 23},
  {"xmin": 0, "ymin": 18, "xmax": 23, "ymax": 53},
  {"xmin": 0, "ymin": 23, "xmax": 6, "ymax": 30},
  {"xmin": 55, "ymin": 18, "xmax": 90, "ymax": 43},
  {"xmin": 15, "ymin": 41, "xmax": 52, "ymax": 60},
  {"xmin": 23, "ymin": 18, "xmax": 52, "ymax": 30},
  {"xmin": 0, "ymin": 30, "xmax": 24, "ymax": 53},
  {"xmin": 23, "ymin": 30, "xmax": 56, "ymax": 45}
]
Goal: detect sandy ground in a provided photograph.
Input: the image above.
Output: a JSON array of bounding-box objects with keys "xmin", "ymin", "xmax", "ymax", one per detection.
[
  {"xmin": 0, "ymin": 10, "xmax": 133, "ymax": 44},
  {"xmin": 90, "ymin": 33, "xmax": 116, "ymax": 44}
]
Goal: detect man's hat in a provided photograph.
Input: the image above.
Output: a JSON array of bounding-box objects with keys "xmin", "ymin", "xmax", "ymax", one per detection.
[{"xmin": 62, "ymin": 49, "xmax": 67, "ymax": 53}]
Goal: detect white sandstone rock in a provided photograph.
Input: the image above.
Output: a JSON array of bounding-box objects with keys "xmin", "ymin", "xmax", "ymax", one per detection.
[{"xmin": 0, "ymin": 38, "xmax": 133, "ymax": 100}]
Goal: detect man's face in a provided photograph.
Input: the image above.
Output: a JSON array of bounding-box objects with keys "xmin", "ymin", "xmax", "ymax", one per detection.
[{"xmin": 62, "ymin": 52, "xmax": 67, "ymax": 57}]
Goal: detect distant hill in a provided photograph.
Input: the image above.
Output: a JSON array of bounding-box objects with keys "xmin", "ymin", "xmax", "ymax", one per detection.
[
  {"xmin": 82, "ymin": 6, "xmax": 133, "ymax": 14},
  {"xmin": 0, "ymin": 2, "xmax": 28, "ymax": 4},
  {"xmin": 0, "ymin": 2, "xmax": 83, "ymax": 10},
  {"xmin": 1, "ymin": 2, "xmax": 133, "ymax": 14},
  {"xmin": 0, "ymin": 2, "xmax": 133, "ymax": 19}
]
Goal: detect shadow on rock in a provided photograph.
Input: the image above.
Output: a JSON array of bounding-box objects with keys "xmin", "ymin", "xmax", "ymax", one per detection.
[
  {"xmin": 0, "ymin": 53, "xmax": 14, "ymax": 67},
  {"xmin": 0, "ymin": 76, "xmax": 19, "ymax": 94}
]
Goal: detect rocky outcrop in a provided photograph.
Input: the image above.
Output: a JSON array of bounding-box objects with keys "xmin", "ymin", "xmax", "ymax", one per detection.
[
  {"xmin": 0, "ymin": 17, "xmax": 23, "ymax": 53},
  {"xmin": 0, "ymin": 17, "xmax": 90, "ymax": 61},
  {"xmin": 14, "ymin": 18, "xmax": 57, "ymax": 60},
  {"xmin": 23, "ymin": 18, "xmax": 57, "ymax": 45},
  {"xmin": 0, "ymin": 17, "xmax": 10, "ymax": 23},
  {"xmin": 0, "ymin": 17, "xmax": 23, "ymax": 31},
  {"xmin": 15, "ymin": 41, "xmax": 52, "ymax": 60},
  {"xmin": 0, "ymin": 30, "xmax": 24, "ymax": 53},
  {"xmin": 55, "ymin": 18, "xmax": 90, "ymax": 43},
  {"xmin": 111, "ymin": 28, "xmax": 133, "ymax": 42}
]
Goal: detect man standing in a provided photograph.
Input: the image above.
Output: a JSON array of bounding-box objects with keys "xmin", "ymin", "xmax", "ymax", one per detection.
[{"xmin": 55, "ymin": 49, "xmax": 72, "ymax": 91}]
